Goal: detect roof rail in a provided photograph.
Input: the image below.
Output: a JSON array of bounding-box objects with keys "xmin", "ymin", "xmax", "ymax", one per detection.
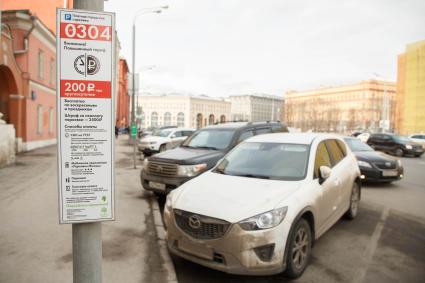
[{"xmin": 246, "ymin": 120, "xmax": 281, "ymax": 125}]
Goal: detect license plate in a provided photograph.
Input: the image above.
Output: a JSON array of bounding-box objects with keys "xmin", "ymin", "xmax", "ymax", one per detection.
[
  {"xmin": 149, "ymin": 181, "xmax": 166, "ymax": 191},
  {"xmin": 178, "ymin": 239, "xmax": 213, "ymax": 260},
  {"xmin": 382, "ymin": 170, "xmax": 398, "ymax": 177}
]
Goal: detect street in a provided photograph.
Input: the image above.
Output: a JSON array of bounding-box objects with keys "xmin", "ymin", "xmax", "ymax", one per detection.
[
  {"xmin": 164, "ymin": 155, "xmax": 425, "ymax": 283},
  {"xmin": 0, "ymin": 136, "xmax": 172, "ymax": 283}
]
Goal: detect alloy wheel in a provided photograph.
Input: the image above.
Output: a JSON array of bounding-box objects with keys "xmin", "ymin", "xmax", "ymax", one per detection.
[
  {"xmin": 292, "ymin": 227, "xmax": 309, "ymax": 269},
  {"xmin": 350, "ymin": 184, "xmax": 359, "ymax": 217}
]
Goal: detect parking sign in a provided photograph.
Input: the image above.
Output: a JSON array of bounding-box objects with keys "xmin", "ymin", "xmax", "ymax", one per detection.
[{"xmin": 57, "ymin": 9, "xmax": 115, "ymax": 223}]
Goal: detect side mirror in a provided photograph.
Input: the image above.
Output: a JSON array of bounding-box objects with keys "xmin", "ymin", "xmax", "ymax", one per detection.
[
  {"xmin": 170, "ymin": 134, "xmax": 176, "ymax": 139},
  {"xmin": 319, "ymin": 166, "xmax": 331, "ymax": 184},
  {"xmin": 216, "ymin": 158, "xmax": 224, "ymax": 166}
]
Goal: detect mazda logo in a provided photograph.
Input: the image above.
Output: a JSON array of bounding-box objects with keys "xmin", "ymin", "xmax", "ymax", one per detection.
[{"xmin": 188, "ymin": 215, "xmax": 201, "ymax": 229}]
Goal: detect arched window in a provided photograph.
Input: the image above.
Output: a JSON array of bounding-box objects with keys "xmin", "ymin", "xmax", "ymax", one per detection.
[
  {"xmin": 220, "ymin": 115, "xmax": 226, "ymax": 123},
  {"xmin": 164, "ymin": 112, "xmax": 171, "ymax": 126},
  {"xmin": 177, "ymin": 112, "xmax": 185, "ymax": 127},
  {"xmin": 151, "ymin": 112, "xmax": 158, "ymax": 127},
  {"xmin": 209, "ymin": 114, "xmax": 215, "ymax": 125}
]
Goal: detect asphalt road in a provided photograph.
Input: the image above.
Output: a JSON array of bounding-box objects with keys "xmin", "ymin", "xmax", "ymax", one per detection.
[{"xmin": 158, "ymin": 154, "xmax": 425, "ymax": 283}]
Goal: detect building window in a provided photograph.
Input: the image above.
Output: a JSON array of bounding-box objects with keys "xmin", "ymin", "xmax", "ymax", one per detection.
[
  {"xmin": 208, "ymin": 114, "xmax": 215, "ymax": 125},
  {"xmin": 49, "ymin": 108, "xmax": 54, "ymax": 134},
  {"xmin": 164, "ymin": 112, "xmax": 171, "ymax": 126},
  {"xmin": 38, "ymin": 49, "xmax": 45, "ymax": 80},
  {"xmin": 49, "ymin": 58, "xmax": 55, "ymax": 85},
  {"xmin": 177, "ymin": 112, "xmax": 185, "ymax": 127},
  {"xmin": 151, "ymin": 112, "xmax": 158, "ymax": 127},
  {"xmin": 37, "ymin": 105, "xmax": 43, "ymax": 134}
]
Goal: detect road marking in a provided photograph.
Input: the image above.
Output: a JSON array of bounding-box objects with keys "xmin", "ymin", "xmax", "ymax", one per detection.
[{"xmin": 352, "ymin": 207, "xmax": 389, "ymax": 283}]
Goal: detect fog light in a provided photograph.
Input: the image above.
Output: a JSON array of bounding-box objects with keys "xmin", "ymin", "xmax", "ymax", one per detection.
[
  {"xmin": 253, "ymin": 244, "xmax": 275, "ymax": 262},
  {"xmin": 400, "ymin": 174, "xmax": 403, "ymax": 178},
  {"xmin": 360, "ymin": 175, "xmax": 365, "ymax": 180}
]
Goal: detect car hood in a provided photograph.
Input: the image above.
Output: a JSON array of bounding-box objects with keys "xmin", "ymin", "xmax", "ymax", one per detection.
[
  {"xmin": 354, "ymin": 150, "xmax": 396, "ymax": 162},
  {"xmin": 150, "ymin": 147, "xmax": 225, "ymax": 165},
  {"xmin": 172, "ymin": 171, "xmax": 302, "ymax": 223}
]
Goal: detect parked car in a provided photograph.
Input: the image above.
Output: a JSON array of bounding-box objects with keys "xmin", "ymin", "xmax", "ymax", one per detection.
[
  {"xmin": 409, "ymin": 134, "xmax": 425, "ymax": 147},
  {"xmin": 344, "ymin": 137, "xmax": 403, "ymax": 183},
  {"xmin": 141, "ymin": 121, "xmax": 288, "ymax": 195},
  {"xmin": 367, "ymin": 133, "xmax": 424, "ymax": 157},
  {"xmin": 357, "ymin": 132, "xmax": 370, "ymax": 143},
  {"xmin": 138, "ymin": 127, "xmax": 195, "ymax": 156},
  {"xmin": 163, "ymin": 133, "xmax": 361, "ymax": 278}
]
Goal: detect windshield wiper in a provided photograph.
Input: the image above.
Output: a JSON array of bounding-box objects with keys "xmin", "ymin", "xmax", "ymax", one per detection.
[
  {"xmin": 234, "ymin": 174, "xmax": 270, "ymax": 179},
  {"xmin": 190, "ymin": 146, "xmax": 218, "ymax": 150}
]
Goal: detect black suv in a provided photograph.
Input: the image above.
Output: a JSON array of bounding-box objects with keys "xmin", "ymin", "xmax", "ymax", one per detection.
[
  {"xmin": 367, "ymin": 133, "xmax": 424, "ymax": 157},
  {"xmin": 140, "ymin": 121, "xmax": 289, "ymax": 194}
]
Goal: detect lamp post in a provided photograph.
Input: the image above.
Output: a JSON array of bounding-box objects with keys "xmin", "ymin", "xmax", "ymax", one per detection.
[{"xmin": 131, "ymin": 6, "xmax": 168, "ymax": 169}]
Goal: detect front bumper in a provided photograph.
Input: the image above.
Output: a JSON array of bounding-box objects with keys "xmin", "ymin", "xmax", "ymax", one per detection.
[
  {"xmin": 403, "ymin": 148, "xmax": 424, "ymax": 156},
  {"xmin": 360, "ymin": 166, "xmax": 404, "ymax": 183},
  {"xmin": 163, "ymin": 207, "xmax": 289, "ymax": 275},
  {"xmin": 138, "ymin": 143, "xmax": 159, "ymax": 154},
  {"xmin": 140, "ymin": 169, "xmax": 192, "ymax": 194}
]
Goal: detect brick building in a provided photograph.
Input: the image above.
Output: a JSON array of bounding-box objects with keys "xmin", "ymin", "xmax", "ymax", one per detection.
[{"xmin": 1, "ymin": 10, "xmax": 57, "ymax": 151}]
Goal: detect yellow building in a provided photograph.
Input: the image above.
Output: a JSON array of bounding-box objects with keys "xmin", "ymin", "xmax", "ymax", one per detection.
[
  {"xmin": 396, "ymin": 40, "xmax": 425, "ymax": 135},
  {"xmin": 283, "ymin": 80, "xmax": 396, "ymax": 133}
]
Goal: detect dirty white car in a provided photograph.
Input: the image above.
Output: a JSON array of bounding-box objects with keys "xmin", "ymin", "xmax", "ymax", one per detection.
[
  {"xmin": 163, "ymin": 133, "xmax": 361, "ymax": 278},
  {"xmin": 138, "ymin": 127, "xmax": 194, "ymax": 155}
]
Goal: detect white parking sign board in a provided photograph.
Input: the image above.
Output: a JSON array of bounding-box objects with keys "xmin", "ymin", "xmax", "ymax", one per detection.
[{"xmin": 57, "ymin": 9, "xmax": 115, "ymax": 223}]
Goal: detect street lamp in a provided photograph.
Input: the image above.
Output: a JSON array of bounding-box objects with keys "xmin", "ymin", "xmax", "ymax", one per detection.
[{"xmin": 131, "ymin": 6, "xmax": 168, "ymax": 169}]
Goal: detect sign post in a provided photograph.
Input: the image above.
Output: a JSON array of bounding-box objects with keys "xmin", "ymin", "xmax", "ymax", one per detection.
[{"xmin": 57, "ymin": 2, "xmax": 115, "ymax": 282}]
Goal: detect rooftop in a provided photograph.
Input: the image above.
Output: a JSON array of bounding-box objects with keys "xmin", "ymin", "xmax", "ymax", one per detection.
[{"xmin": 246, "ymin": 132, "xmax": 339, "ymax": 145}]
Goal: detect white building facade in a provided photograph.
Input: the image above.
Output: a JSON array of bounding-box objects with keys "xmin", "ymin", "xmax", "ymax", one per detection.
[
  {"xmin": 229, "ymin": 94, "xmax": 284, "ymax": 122},
  {"xmin": 136, "ymin": 94, "xmax": 231, "ymax": 129}
]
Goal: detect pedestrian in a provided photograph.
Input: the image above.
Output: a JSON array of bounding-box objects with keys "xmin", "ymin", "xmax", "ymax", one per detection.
[{"xmin": 115, "ymin": 125, "xmax": 119, "ymax": 138}]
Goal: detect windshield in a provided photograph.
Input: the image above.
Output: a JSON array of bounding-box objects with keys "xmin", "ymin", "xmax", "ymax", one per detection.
[
  {"xmin": 344, "ymin": 138, "xmax": 373, "ymax": 152},
  {"xmin": 393, "ymin": 135, "xmax": 411, "ymax": 143},
  {"xmin": 153, "ymin": 129, "xmax": 172, "ymax": 137},
  {"xmin": 214, "ymin": 142, "xmax": 309, "ymax": 181},
  {"xmin": 182, "ymin": 129, "xmax": 234, "ymax": 150}
]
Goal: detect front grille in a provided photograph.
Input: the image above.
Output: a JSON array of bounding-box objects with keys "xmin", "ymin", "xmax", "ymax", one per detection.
[
  {"xmin": 174, "ymin": 209, "xmax": 230, "ymax": 240},
  {"xmin": 373, "ymin": 161, "xmax": 397, "ymax": 170},
  {"xmin": 148, "ymin": 161, "xmax": 177, "ymax": 177}
]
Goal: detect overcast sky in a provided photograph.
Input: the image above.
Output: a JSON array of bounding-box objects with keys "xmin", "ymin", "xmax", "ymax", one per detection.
[{"xmin": 105, "ymin": 0, "xmax": 425, "ymax": 96}]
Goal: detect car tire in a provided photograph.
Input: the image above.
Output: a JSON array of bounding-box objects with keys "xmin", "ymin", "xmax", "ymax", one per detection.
[
  {"xmin": 284, "ymin": 218, "xmax": 312, "ymax": 279},
  {"xmin": 395, "ymin": 148, "xmax": 404, "ymax": 157},
  {"xmin": 159, "ymin": 144, "xmax": 166, "ymax": 152},
  {"xmin": 345, "ymin": 182, "xmax": 360, "ymax": 220}
]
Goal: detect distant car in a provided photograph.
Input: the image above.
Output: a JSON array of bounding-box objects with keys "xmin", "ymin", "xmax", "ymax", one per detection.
[
  {"xmin": 141, "ymin": 121, "xmax": 288, "ymax": 195},
  {"xmin": 367, "ymin": 133, "xmax": 424, "ymax": 157},
  {"xmin": 344, "ymin": 137, "xmax": 403, "ymax": 183},
  {"xmin": 164, "ymin": 133, "xmax": 361, "ymax": 277},
  {"xmin": 138, "ymin": 127, "xmax": 195, "ymax": 156},
  {"xmin": 351, "ymin": 131, "xmax": 363, "ymax": 137},
  {"xmin": 409, "ymin": 134, "xmax": 425, "ymax": 147},
  {"xmin": 357, "ymin": 133, "xmax": 370, "ymax": 143}
]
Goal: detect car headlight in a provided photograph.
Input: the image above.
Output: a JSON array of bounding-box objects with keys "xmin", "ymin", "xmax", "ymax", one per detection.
[
  {"xmin": 142, "ymin": 159, "xmax": 149, "ymax": 171},
  {"xmin": 357, "ymin": 160, "xmax": 372, "ymax": 168},
  {"xmin": 239, "ymin": 207, "xmax": 288, "ymax": 231},
  {"xmin": 177, "ymin": 164, "xmax": 207, "ymax": 177},
  {"xmin": 149, "ymin": 141, "xmax": 157, "ymax": 145},
  {"xmin": 405, "ymin": 144, "xmax": 412, "ymax": 150}
]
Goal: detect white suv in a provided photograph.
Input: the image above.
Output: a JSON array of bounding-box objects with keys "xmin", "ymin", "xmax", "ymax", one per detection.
[
  {"xmin": 163, "ymin": 133, "xmax": 361, "ymax": 278},
  {"xmin": 138, "ymin": 127, "xmax": 195, "ymax": 155}
]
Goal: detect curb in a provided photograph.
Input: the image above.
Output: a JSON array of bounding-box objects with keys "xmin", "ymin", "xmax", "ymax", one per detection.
[{"xmin": 152, "ymin": 198, "xmax": 178, "ymax": 283}]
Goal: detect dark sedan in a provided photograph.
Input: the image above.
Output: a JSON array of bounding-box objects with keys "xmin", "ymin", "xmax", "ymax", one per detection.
[{"xmin": 344, "ymin": 137, "xmax": 404, "ymax": 183}]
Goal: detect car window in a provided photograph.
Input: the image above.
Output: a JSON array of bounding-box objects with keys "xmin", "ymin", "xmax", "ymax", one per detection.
[
  {"xmin": 325, "ymin": 140, "xmax": 345, "ymax": 166},
  {"xmin": 314, "ymin": 142, "xmax": 332, "ymax": 179},
  {"xmin": 255, "ymin": 128, "xmax": 272, "ymax": 135},
  {"xmin": 182, "ymin": 131, "xmax": 193, "ymax": 137},
  {"xmin": 336, "ymin": 140, "xmax": 347, "ymax": 156},
  {"xmin": 182, "ymin": 129, "xmax": 235, "ymax": 150},
  {"xmin": 411, "ymin": 135, "xmax": 420, "ymax": 139},
  {"xmin": 237, "ymin": 130, "xmax": 254, "ymax": 143},
  {"xmin": 173, "ymin": 131, "xmax": 183, "ymax": 137},
  {"xmin": 271, "ymin": 125, "xmax": 286, "ymax": 133}
]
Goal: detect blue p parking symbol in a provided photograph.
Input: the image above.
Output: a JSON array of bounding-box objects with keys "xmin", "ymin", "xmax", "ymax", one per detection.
[{"xmin": 65, "ymin": 14, "xmax": 72, "ymax": 20}]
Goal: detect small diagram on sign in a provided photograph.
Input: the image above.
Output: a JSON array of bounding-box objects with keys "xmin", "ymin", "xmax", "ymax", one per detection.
[
  {"xmin": 65, "ymin": 177, "xmax": 70, "ymax": 183},
  {"xmin": 74, "ymin": 54, "xmax": 100, "ymax": 76},
  {"xmin": 66, "ymin": 185, "xmax": 71, "ymax": 191},
  {"xmin": 65, "ymin": 162, "xmax": 69, "ymax": 168}
]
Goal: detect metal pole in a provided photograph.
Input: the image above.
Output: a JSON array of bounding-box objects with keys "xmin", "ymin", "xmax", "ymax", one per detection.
[
  {"xmin": 71, "ymin": 1, "xmax": 104, "ymax": 283},
  {"xmin": 132, "ymin": 23, "xmax": 137, "ymax": 169}
]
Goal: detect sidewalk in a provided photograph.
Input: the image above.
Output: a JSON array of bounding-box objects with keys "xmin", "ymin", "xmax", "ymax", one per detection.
[{"xmin": 0, "ymin": 135, "xmax": 175, "ymax": 283}]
